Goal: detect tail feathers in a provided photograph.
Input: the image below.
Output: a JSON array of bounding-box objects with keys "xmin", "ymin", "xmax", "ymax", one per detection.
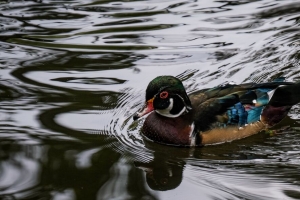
[
  {"xmin": 268, "ymin": 81, "xmax": 300, "ymax": 107},
  {"xmin": 261, "ymin": 80, "xmax": 300, "ymax": 126}
]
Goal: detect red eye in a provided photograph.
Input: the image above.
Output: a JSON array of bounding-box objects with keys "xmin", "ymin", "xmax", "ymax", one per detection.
[{"xmin": 160, "ymin": 91, "xmax": 168, "ymax": 99}]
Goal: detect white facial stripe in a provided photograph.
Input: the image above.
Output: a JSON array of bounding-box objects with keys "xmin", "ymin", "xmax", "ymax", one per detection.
[
  {"xmin": 155, "ymin": 98, "xmax": 187, "ymax": 118},
  {"xmin": 155, "ymin": 98, "xmax": 173, "ymax": 116}
]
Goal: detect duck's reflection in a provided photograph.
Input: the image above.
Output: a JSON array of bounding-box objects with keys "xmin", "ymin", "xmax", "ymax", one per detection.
[
  {"xmin": 135, "ymin": 155, "xmax": 185, "ymax": 191},
  {"xmin": 0, "ymin": 141, "xmax": 159, "ymax": 200},
  {"xmin": 134, "ymin": 140, "xmax": 194, "ymax": 191}
]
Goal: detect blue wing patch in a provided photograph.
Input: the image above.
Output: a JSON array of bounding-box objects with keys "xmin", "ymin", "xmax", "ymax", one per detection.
[
  {"xmin": 227, "ymin": 102, "xmax": 248, "ymax": 127},
  {"xmin": 226, "ymin": 88, "xmax": 272, "ymax": 127}
]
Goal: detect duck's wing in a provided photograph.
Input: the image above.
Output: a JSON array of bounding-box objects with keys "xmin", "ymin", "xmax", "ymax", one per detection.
[
  {"xmin": 190, "ymin": 81, "xmax": 295, "ymax": 132},
  {"xmin": 190, "ymin": 93, "xmax": 242, "ymax": 131},
  {"xmin": 189, "ymin": 79, "xmax": 300, "ymax": 145},
  {"xmin": 190, "ymin": 91, "xmax": 270, "ymax": 145}
]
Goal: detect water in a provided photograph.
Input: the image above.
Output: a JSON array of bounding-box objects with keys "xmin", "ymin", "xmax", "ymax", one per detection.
[{"xmin": 0, "ymin": 0, "xmax": 300, "ymax": 199}]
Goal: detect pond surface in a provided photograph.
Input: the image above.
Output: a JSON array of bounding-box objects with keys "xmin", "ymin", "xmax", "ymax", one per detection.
[{"xmin": 1, "ymin": 0, "xmax": 300, "ymax": 199}]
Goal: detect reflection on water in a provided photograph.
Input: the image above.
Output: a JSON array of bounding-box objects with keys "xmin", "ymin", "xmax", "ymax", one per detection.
[
  {"xmin": 1, "ymin": 0, "xmax": 300, "ymax": 199},
  {"xmin": 0, "ymin": 142, "xmax": 157, "ymax": 199}
]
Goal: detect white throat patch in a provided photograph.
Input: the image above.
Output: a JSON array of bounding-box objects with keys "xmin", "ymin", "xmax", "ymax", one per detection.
[{"xmin": 155, "ymin": 98, "xmax": 187, "ymax": 118}]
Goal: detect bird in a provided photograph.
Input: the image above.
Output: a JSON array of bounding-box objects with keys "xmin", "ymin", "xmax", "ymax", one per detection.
[{"xmin": 133, "ymin": 76, "xmax": 300, "ymax": 147}]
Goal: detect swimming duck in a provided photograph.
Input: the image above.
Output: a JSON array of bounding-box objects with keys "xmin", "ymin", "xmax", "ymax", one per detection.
[{"xmin": 133, "ymin": 76, "xmax": 300, "ymax": 147}]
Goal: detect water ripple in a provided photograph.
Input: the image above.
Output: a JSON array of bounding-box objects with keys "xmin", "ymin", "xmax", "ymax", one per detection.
[{"xmin": 1, "ymin": 0, "xmax": 300, "ymax": 199}]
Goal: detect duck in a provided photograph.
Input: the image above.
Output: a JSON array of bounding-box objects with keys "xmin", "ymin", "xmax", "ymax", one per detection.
[{"xmin": 133, "ymin": 76, "xmax": 300, "ymax": 147}]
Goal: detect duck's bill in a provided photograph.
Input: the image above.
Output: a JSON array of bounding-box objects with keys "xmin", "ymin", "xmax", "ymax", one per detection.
[{"xmin": 133, "ymin": 98, "xmax": 154, "ymax": 120}]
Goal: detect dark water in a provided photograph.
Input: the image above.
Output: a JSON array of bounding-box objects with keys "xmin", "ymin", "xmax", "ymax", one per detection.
[{"xmin": 1, "ymin": 0, "xmax": 300, "ymax": 199}]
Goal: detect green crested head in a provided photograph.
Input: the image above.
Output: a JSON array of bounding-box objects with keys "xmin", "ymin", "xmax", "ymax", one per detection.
[
  {"xmin": 133, "ymin": 76, "xmax": 192, "ymax": 120},
  {"xmin": 146, "ymin": 76, "xmax": 186, "ymax": 101}
]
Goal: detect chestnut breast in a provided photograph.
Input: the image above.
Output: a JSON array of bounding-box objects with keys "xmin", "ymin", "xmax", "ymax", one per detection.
[{"xmin": 141, "ymin": 112, "xmax": 193, "ymax": 146}]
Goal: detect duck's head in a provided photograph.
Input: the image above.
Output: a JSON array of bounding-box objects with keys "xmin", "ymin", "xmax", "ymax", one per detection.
[{"xmin": 133, "ymin": 76, "xmax": 192, "ymax": 120}]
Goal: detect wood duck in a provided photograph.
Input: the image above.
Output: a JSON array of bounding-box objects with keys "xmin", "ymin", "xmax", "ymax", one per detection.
[{"xmin": 133, "ymin": 76, "xmax": 300, "ymax": 147}]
